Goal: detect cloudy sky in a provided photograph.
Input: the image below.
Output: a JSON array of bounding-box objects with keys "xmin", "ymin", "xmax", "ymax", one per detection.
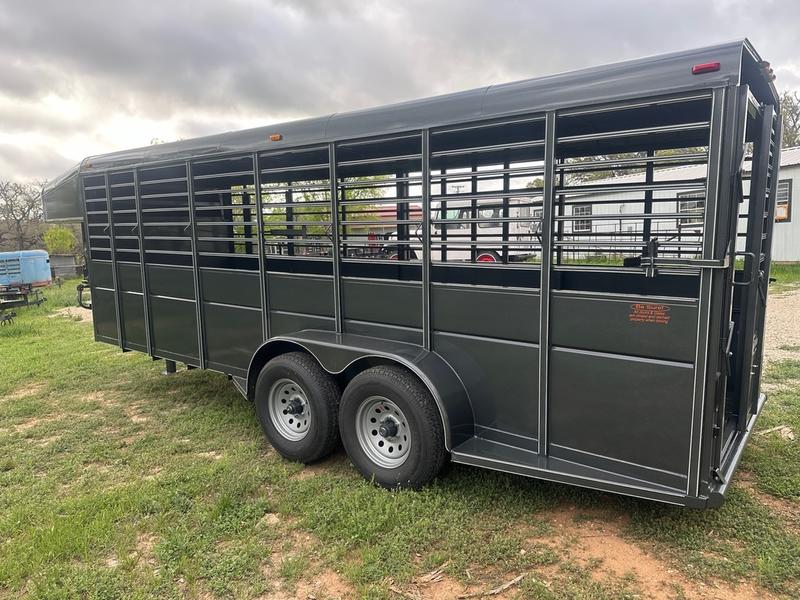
[{"xmin": 1, "ymin": 0, "xmax": 798, "ymax": 182}]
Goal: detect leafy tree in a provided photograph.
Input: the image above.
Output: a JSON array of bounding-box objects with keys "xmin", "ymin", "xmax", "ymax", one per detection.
[
  {"xmin": 44, "ymin": 225, "xmax": 77, "ymax": 255},
  {"xmin": 0, "ymin": 180, "xmax": 46, "ymax": 251},
  {"xmin": 780, "ymin": 90, "xmax": 800, "ymax": 148},
  {"xmin": 262, "ymin": 176, "xmax": 387, "ymax": 237}
]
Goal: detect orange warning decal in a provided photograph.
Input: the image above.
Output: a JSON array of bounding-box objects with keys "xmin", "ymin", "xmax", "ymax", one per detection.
[{"xmin": 628, "ymin": 303, "xmax": 671, "ymax": 325}]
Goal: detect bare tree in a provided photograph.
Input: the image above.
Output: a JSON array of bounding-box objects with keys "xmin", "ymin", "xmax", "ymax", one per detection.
[
  {"xmin": 0, "ymin": 180, "xmax": 46, "ymax": 251},
  {"xmin": 780, "ymin": 90, "xmax": 800, "ymax": 148}
]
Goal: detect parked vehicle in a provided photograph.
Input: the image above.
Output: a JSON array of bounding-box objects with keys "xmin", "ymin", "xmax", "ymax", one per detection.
[
  {"xmin": 0, "ymin": 250, "xmax": 50, "ymax": 323},
  {"xmin": 0, "ymin": 250, "xmax": 52, "ymax": 289},
  {"xmin": 43, "ymin": 39, "xmax": 780, "ymax": 507}
]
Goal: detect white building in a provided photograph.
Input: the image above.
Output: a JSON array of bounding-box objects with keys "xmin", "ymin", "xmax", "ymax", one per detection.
[{"xmin": 563, "ymin": 146, "xmax": 799, "ymax": 262}]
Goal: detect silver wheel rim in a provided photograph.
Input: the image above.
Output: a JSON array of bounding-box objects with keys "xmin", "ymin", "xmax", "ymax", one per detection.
[
  {"xmin": 268, "ymin": 378, "xmax": 311, "ymax": 441},
  {"xmin": 355, "ymin": 396, "xmax": 410, "ymax": 469}
]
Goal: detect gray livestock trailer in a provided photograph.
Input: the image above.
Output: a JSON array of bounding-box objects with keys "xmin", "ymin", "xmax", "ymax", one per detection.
[{"xmin": 43, "ymin": 39, "xmax": 780, "ymax": 507}]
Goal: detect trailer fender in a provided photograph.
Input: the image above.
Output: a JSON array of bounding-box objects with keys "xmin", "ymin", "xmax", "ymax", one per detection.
[{"xmin": 246, "ymin": 330, "xmax": 474, "ymax": 451}]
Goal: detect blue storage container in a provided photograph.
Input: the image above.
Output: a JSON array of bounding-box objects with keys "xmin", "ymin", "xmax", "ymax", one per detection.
[{"xmin": 0, "ymin": 250, "xmax": 52, "ymax": 289}]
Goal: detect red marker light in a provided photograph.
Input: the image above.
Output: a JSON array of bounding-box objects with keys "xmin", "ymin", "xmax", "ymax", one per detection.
[
  {"xmin": 269, "ymin": 133, "xmax": 283, "ymax": 142},
  {"xmin": 692, "ymin": 62, "xmax": 721, "ymax": 75}
]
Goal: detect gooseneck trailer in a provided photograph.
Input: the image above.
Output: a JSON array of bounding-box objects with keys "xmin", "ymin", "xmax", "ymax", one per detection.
[{"xmin": 43, "ymin": 40, "xmax": 780, "ymax": 507}]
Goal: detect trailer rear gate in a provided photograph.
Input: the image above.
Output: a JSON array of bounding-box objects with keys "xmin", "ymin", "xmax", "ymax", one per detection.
[{"xmin": 43, "ymin": 39, "xmax": 780, "ymax": 507}]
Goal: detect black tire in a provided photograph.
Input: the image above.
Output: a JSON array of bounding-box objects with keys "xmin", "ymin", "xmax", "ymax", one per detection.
[
  {"xmin": 254, "ymin": 352, "xmax": 340, "ymax": 463},
  {"xmin": 339, "ymin": 365, "xmax": 448, "ymax": 489}
]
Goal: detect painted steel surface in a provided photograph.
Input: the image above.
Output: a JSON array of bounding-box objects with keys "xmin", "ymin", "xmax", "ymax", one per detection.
[
  {"xmin": 0, "ymin": 250, "xmax": 51, "ymax": 288},
  {"xmin": 39, "ymin": 40, "xmax": 781, "ymax": 507}
]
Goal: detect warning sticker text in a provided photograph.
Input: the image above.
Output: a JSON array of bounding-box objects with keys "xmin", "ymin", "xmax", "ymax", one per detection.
[{"xmin": 628, "ymin": 303, "xmax": 671, "ymax": 325}]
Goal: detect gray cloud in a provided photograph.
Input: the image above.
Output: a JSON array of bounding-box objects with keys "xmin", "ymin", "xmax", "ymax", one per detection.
[
  {"xmin": 0, "ymin": 0, "xmax": 798, "ymax": 181},
  {"xmin": 0, "ymin": 144, "xmax": 74, "ymax": 182}
]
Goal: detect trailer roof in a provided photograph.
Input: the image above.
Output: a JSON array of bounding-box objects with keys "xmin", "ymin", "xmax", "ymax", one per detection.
[{"xmin": 46, "ymin": 39, "xmax": 775, "ymax": 193}]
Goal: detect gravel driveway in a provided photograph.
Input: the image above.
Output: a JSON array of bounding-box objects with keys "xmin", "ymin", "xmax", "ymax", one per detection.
[{"xmin": 764, "ymin": 286, "xmax": 800, "ymax": 363}]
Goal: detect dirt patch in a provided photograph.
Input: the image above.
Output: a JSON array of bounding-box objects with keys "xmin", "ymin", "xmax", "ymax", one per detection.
[
  {"xmin": 260, "ymin": 513, "xmax": 281, "ymax": 527},
  {"xmin": 123, "ymin": 404, "xmax": 149, "ymax": 424},
  {"xmin": 256, "ymin": 525, "xmax": 356, "ymax": 600},
  {"xmin": 50, "ymin": 306, "xmax": 93, "ymax": 324},
  {"xmin": 197, "ymin": 450, "xmax": 224, "ymax": 460},
  {"xmin": 143, "ymin": 466, "xmax": 163, "ymax": 481},
  {"xmin": 289, "ymin": 570, "xmax": 353, "ymax": 600},
  {"xmin": 761, "ymin": 379, "xmax": 800, "ymax": 394},
  {"xmin": 14, "ymin": 414, "xmax": 56, "ymax": 433},
  {"xmin": 6, "ymin": 382, "xmax": 46, "ymax": 400},
  {"xmin": 290, "ymin": 451, "xmax": 348, "ymax": 481},
  {"xmin": 133, "ymin": 532, "xmax": 157, "ymax": 568},
  {"xmin": 35, "ymin": 435, "xmax": 61, "ymax": 447},
  {"xmin": 389, "ymin": 568, "xmax": 528, "ymax": 600},
  {"xmin": 764, "ymin": 288, "xmax": 800, "ymax": 364},
  {"xmin": 538, "ymin": 506, "xmax": 776, "ymax": 600}
]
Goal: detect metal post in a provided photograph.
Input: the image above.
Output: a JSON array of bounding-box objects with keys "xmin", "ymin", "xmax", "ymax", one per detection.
[
  {"xmin": 133, "ymin": 168, "xmax": 153, "ymax": 355},
  {"xmin": 163, "ymin": 359, "xmax": 177, "ymax": 375},
  {"xmin": 104, "ymin": 173, "xmax": 124, "ymax": 350},
  {"xmin": 186, "ymin": 160, "xmax": 206, "ymax": 369},
  {"xmin": 253, "ymin": 152, "xmax": 270, "ymax": 341},
  {"xmin": 329, "ymin": 143, "xmax": 343, "ymax": 334},
  {"xmin": 537, "ymin": 111, "xmax": 557, "ymax": 457},
  {"xmin": 421, "ymin": 130, "xmax": 432, "ymax": 351}
]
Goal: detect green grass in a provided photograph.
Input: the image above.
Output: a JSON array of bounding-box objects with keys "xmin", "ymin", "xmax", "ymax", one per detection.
[
  {"xmin": 0, "ymin": 280, "xmax": 799, "ymax": 598},
  {"xmin": 770, "ymin": 262, "xmax": 800, "ymax": 294}
]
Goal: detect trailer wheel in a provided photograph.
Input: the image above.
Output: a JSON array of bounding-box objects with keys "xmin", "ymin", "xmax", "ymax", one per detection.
[
  {"xmin": 254, "ymin": 352, "xmax": 340, "ymax": 463},
  {"xmin": 339, "ymin": 365, "xmax": 447, "ymax": 489}
]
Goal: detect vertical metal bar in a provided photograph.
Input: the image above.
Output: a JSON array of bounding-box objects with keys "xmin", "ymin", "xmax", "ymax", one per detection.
[
  {"xmin": 421, "ymin": 130, "xmax": 432, "ymax": 351},
  {"xmin": 440, "ymin": 169, "xmax": 447, "ymax": 262},
  {"xmin": 340, "ymin": 177, "xmax": 348, "ymax": 258},
  {"xmin": 643, "ymin": 148, "xmax": 654, "ymax": 243},
  {"xmin": 501, "ymin": 159, "xmax": 510, "ymax": 264},
  {"xmin": 555, "ymin": 167, "xmax": 564, "ymax": 266},
  {"xmin": 687, "ymin": 87, "xmax": 727, "ymax": 497},
  {"xmin": 253, "ymin": 152, "xmax": 270, "ymax": 341},
  {"xmin": 470, "ymin": 160, "xmax": 478, "ymax": 262},
  {"xmin": 537, "ymin": 110, "xmax": 557, "ymax": 457},
  {"xmin": 186, "ymin": 160, "xmax": 206, "ymax": 369},
  {"xmin": 286, "ymin": 181, "xmax": 294, "ymax": 257},
  {"xmin": 329, "ymin": 143, "xmax": 343, "ymax": 334},
  {"xmin": 104, "ymin": 173, "xmax": 124, "ymax": 350},
  {"xmin": 133, "ymin": 168, "xmax": 153, "ymax": 356},
  {"xmin": 396, "ymin": 172, "xmax": 409, "ymax": 261}
]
